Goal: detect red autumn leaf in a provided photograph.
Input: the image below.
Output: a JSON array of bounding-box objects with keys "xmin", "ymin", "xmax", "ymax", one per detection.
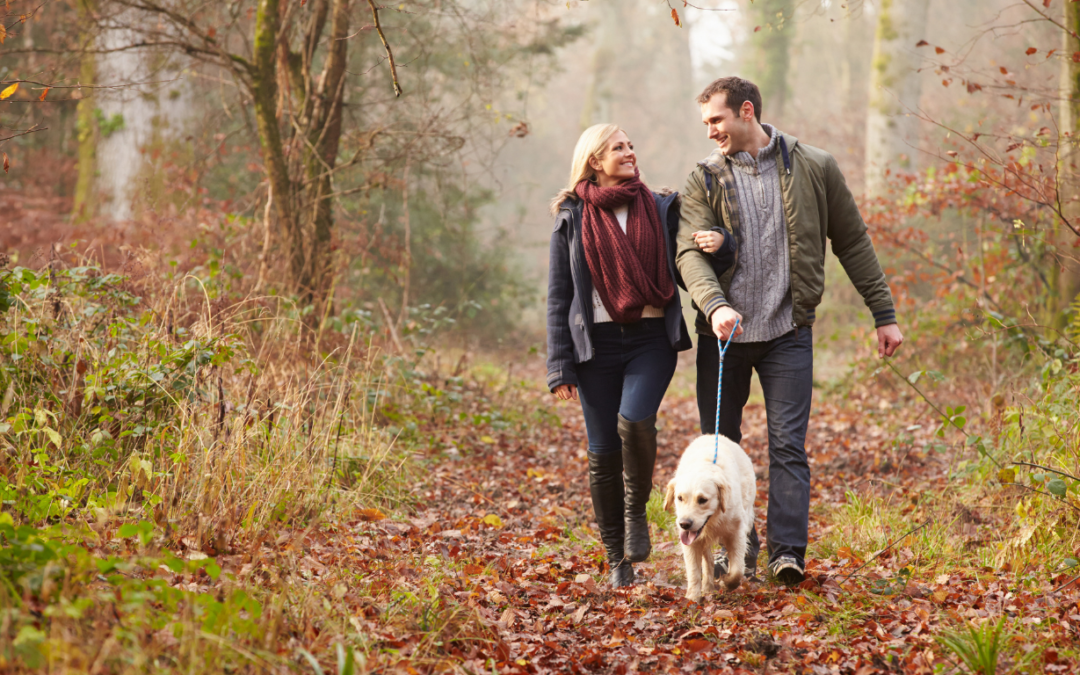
[
  {"xmin": 683, "ymin": 638, "xmax": 713, "ymax": 654},
  {"xmin": 754, "ymin": 25, "xmax": 762, "ymax": 32},
  {"xmin": 2, "ymin": 152, "xmax": 7, "ymax": 173},
  {"xmin": 1000, "ymin": 67, "xmax": 1009, "ymax": 75},
  {"xmin": 671, "ymin": 8, "xmax": 681, "ymax": 27},
  {"xmin": 356, "ymin": 508, "xmax": 386, "ymax": 521},
  {"xmin": 916, "ymin": 40, "xmax": 929, "ymax": 47},
  {"xmin": 1026, "ymin": 47, "xmax": 1038, "ymax": 55},
  {"xmin": 935, "ymin": 46, "xmax": 945, "ymax": 54},
  {"xmin": 39, "ymin": 87, "xmax": 48, "ymax": 101},
  {"xmin": 1044, "ymin": 0, "xmax": 1051, "ymax": 7}
]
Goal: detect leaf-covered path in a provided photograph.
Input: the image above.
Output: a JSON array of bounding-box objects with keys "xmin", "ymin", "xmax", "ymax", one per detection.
[{"xmin": 293, "ymin": 372, "xmax": 1080, "ymax": 673}]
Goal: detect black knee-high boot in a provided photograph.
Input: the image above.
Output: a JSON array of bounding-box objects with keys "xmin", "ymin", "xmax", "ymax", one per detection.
[
  {"xmin": 588, "ymin": 450, "xmax": 634, "ymax": 587},
  {"xmin": 619, "ymin": 413, "xmax": 658, "ymax": 563}
]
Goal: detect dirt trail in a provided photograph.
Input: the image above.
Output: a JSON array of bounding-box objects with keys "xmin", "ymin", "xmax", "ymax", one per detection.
[{"xmin": 316, "ymin": 380, "xmax": 1080, "ymax": 674}]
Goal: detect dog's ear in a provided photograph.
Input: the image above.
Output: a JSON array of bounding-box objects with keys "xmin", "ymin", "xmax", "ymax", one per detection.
[
  {"xmin": 663, "ymin": 479, "xmax": 676, "ymax": 512},
  {"xmin": 715, "ymin": 482, "xmax": 726, "ymax": 513}
]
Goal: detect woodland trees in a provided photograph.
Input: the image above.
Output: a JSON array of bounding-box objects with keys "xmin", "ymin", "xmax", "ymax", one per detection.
[
  {"xmin": 864, "ymin": 0, "xmax": 931, "ymax": 196},
  {"xmin": 742, "ymin": 0, "xmax": 795, "ymax": 122},
  {"xmin": 2, "ymin": 1, "xmax": 575, "ymax": 325}
]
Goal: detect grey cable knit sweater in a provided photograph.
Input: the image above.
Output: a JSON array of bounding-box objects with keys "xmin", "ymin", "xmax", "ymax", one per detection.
[{"xmin": 726, "ymin": 124, "xmax": 794, "ymax": 343}]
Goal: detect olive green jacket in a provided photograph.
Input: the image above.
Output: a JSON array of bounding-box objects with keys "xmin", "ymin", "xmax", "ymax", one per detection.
[{"xmin": 676, "ymin": 132, "xmax": 896, "ymax": 333}]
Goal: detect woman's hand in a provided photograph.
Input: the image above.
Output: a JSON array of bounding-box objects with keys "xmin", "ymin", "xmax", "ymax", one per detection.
[
  {"xmin": 692, "ymin": 230, "xmax": 724, "ymax": 254},
  {"xmin": 553, "ymin": 384, "xmax": 578, "ymax": 401}
]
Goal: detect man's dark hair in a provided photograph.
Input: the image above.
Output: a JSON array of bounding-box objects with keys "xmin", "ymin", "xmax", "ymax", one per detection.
[{"xmin": 696, "ymin": 77, "xmax": 762, "ymax": 122}]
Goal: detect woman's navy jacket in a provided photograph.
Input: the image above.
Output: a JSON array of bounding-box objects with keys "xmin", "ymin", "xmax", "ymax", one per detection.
[{"xmin": 546, "ymin": 191, "xmax": 733, "ymax": 392}]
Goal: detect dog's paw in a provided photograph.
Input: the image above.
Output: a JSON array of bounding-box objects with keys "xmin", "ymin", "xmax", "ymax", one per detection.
[
  {"xmin": 723, "ymin": 574, "xmax": 743, "ymax": 591},
  {"xmin": 685, "ymin": 590, "xmax": 703, "ymax": 603}
]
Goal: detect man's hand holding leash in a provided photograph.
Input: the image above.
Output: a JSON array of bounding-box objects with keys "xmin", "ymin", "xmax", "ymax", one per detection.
[
  {"xmin": 711, "ymin": 306, "xmax": 744, "ymax": 341},
  {"xmin": 877, "ymin": 324, "xmax": 903, "ymax": 358}
]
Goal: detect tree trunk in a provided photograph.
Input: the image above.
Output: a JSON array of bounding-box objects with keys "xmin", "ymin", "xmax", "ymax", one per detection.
[
  {"xmin": 298, "ymin": 0, "xmax": 350, "ymax": 301},
  {"xmin": 743, "ymin": 0, "xmax": 795, "ymax": 123},
  {"xmin": 251, "ymin": 0, "xmax": 299, "ymax": 290},
  {"xmin": 579, "ymin": 0, "xmax": 624, "ymax": 129},
  {"xmin": 864, "ymin": 0, "xmax": 931, "ymax": 197},
  {"xmin": 1053, "ymin": 0, "xmax": 1080, "ymax": 327},
  {"xmin": 251, "ymin": 0, "xmax": 348, "ymax": 303},
  {"xmin": 73, "ymin": 0, "xmax": 97, "ymax": 221},
  {"xmin": 83, "ymin": 7, "xmax": 194, "ymax": 222}
]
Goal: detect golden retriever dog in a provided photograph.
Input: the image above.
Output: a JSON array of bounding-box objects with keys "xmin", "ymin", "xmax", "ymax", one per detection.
[{"xmin": 663, "ymin": 434, "xmax": 756, "ymax": 602}]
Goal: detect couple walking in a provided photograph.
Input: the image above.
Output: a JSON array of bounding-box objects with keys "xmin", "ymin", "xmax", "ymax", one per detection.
[{"xmin": 545, "ymin": 76, "xmax": 904, "ymax": 589}]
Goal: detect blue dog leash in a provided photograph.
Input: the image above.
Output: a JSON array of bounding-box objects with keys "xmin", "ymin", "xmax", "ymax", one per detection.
[{"xmin": 712, "ymin": 317, "xmax": 741, "ymax": 464}]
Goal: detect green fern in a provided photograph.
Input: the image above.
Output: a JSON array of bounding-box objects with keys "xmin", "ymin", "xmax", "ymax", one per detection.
[{"xmin": 935, "ymin": 618, "xmax": 1006, "ymax": 675}]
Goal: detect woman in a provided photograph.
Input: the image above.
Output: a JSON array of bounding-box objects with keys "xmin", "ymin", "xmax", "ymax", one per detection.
[{"xmin": 546, "ymin": 124, "xmax": 693, "ymax": 588}]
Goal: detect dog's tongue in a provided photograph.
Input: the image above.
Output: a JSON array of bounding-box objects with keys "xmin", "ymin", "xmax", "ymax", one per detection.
[{"xmin": 679, "ymin": 528, "xmax": 699, "ymax": 546}]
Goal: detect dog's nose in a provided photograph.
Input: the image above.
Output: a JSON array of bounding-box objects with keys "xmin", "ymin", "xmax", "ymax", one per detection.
[{"xmin": 679, "ymin": 519, "xmax": 692, "ymax": 530}]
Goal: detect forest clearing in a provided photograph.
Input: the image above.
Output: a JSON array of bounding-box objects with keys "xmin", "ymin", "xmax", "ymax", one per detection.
[{"xmin": 3, "ymin": 0, "xmax": 1080, "ymax": 673}]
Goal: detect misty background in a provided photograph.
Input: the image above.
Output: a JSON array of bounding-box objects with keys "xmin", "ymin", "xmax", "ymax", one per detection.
[{"xmin": 0, "ymin": 0, "xmax": 1062, "ymax": 376}]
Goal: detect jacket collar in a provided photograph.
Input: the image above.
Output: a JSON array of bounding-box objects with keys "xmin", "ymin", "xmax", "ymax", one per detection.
[{"xmin": 699, "ymin": 130, "xmax": 800, "ymax": 175}]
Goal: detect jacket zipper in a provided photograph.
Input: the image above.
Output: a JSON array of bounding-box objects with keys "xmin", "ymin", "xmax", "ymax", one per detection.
[
  {"xmin": 715, "ymin": 171, "xmax": 739, "ymax": 291},
  {"xmin": 777, "ymin": 142, "xmax": 799, "ymax": 329}
]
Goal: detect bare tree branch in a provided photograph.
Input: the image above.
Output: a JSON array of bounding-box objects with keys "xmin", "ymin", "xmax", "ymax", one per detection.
[
  {"xmin": 366, "ymin": 0, "xmax": 402, "ymax": 97},
  {"xmin": 0, "ymin": 125, "xmax": 47, "ymax": 144}
]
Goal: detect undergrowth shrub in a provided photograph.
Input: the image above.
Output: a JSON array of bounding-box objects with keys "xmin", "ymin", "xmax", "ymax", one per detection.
[
  {"xmin": 0, "ymin": 258, "xmax": 557, "ymax": 672},
  {"xmin": 815, "ymin": 165, "xmax": 1080, "ymax": 583}
]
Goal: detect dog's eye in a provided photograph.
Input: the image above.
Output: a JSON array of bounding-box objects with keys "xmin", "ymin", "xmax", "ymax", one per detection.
[
  {"xmin": 697, "ymin": 496, "xmax": 707, "ymax": 505},
  {"xmin": 677, "ymin": 496, "xmax": 683, "ymax": 502}
]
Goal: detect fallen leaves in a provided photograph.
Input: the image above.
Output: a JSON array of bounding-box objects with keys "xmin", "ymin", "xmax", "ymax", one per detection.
[
  {"xmin": 355, "ymin": 507, "xmax": 386, "ymax": 521},
  {"xmin": 213, "ymin": 363, "xmax": 1080, "ymax": 673}
]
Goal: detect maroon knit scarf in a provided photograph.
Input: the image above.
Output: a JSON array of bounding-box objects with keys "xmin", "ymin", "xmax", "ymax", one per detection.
[{"xmin": 576, "ymin": 172, "xmax": 675, "ymax": 323}]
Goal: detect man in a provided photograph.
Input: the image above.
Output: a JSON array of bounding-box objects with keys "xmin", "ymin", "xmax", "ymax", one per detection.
[{"xmin": 676, "ymin": 76, "xmax": 903, "ymax": 586}]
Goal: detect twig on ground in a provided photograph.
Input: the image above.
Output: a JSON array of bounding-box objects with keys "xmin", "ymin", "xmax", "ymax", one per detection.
[
  {"xmin": 840, "ymin": 519, "xmax": 933, "ymax": 585},
  {"xmin": 882, "ymin": 357, "xmax": 1002, "ymax": 468},
  {"xmin": 1011, "ymin": 461, "xmax": 1080, "ymax": 482},
  {"xmin": 1051, "ymin": 574, "xmax": 1080, "ymax": 595},
  {"xmin": 1001, "ymin": 482, "xmax": 1080, "ymax": 516},
  {"xmin": 377, "ymin": 297, "xmax": 405, "ymax": 353}
]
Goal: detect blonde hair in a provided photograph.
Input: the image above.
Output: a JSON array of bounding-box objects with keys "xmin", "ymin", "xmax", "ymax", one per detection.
[{"xmin": 549, "ymin": 123, "xmax": 624, "ymax": 215}]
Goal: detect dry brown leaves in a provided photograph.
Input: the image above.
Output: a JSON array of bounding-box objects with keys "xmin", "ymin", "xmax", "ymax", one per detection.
[{"xmin": 192, "ymin": 365, "xmax": 1080, "ymax": 674}]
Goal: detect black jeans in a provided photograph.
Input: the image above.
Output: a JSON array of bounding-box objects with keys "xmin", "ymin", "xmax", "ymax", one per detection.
[
  {"xmin": 577, "ymin": 319, "xmax": 678, "ymax": 454},
  {"xmin": 696, "ymin": 327, "xmax": 813, "ymax": 567}
]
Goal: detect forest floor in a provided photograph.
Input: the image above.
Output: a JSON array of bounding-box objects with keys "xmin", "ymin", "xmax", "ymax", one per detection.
[{"xmin": 231, "ymin": 356, "xmax": 1080, "ymax": 675}]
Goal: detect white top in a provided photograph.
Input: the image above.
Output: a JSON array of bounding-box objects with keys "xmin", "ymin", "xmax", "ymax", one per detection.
[{"xmin": 592, "ymin": 205, "xmax": 665, "ymax": 324}]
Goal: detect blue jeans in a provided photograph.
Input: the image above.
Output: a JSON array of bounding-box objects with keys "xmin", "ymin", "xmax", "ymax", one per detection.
[
  {"xmin": 696, "ymin": 327, "xmax": 813, "ymax": 567},
  {"xmin": 577, "ymin": 319, "xmax": 678, "ymax": 454}
]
